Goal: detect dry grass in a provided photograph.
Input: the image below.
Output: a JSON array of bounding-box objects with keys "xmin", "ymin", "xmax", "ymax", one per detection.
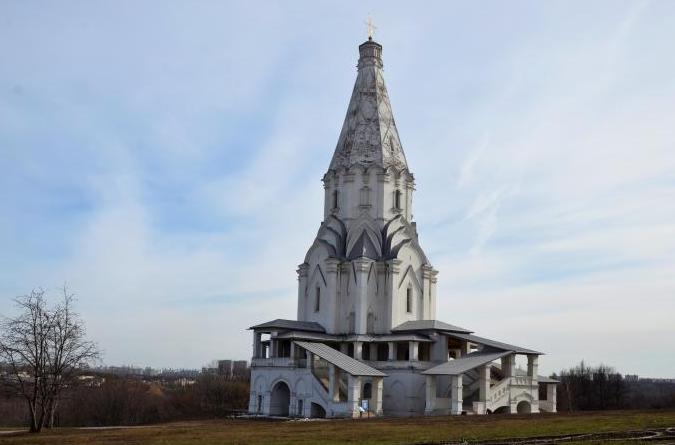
[{"xmin": 0, "ymin": 410, "xmax": 674, "ymax": 445}]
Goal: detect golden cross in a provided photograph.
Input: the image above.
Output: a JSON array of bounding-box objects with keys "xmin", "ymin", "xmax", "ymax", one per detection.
[{"xmin": 366, "ymin": 16, "xmax": 377, "ymax": 40}]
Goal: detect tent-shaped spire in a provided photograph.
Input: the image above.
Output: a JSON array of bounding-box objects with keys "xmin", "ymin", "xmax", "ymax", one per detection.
[{"xmin": 329, "ymin": 39, "xmax": 409, "ymax": 171}]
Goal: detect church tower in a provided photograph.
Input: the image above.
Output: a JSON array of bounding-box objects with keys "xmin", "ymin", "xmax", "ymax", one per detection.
[
  {"xmin": 297, "ymin": 38, "xmax": 438, "ymax": 334},
  {"xmin": 249, "ymin": 36, "xmax": 552, "ymax": 419}
]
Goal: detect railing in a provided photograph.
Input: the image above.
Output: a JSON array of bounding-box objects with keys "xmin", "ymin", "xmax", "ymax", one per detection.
[
  {"xmin": 251, "ymin": 357, "xmax": 305, "ymax": 368},
  {"xmin": 511, "ymin": 376, "xmax": 534, "ymax": 387},
  {"xmin": 486, "ymin": 378, "xmax": 511, "ymax": 410},
  {"xmin": 365, "ymin": 360, "xmax": 433, "ymax": 370}
]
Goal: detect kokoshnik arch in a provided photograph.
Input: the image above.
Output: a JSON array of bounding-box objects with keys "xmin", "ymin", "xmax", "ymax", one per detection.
[{"xmin": 246, "ymin": 36, "xmax": 558, "ymax": 418}]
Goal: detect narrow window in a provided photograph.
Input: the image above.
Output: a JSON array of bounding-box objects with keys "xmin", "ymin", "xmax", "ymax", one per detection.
[
  {"xmin": 406, "ymin": 288, "xmax": 412, "ymax": 313},
  {"xmin": 395, "ymin": 190, "xmax": 402, "ymax": 209},
  {"xmin": 360, "ymin": 186, "xmax": 370, "ymax": 206},
  {"xmin": 314, "ymin": 287, "xmax": 320, "ymax": 312},
  {"xmin": 332, "ymin": 190, "xmax": 339, "ymax": 209}
]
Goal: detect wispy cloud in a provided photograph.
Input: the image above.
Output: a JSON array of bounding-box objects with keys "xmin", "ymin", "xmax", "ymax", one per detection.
[{"xmin": 1, "ymin": 1, "xmax": 674, "ymax": 374}]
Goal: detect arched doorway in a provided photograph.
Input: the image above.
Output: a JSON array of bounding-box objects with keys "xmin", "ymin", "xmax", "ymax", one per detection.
[
  {"xmin": 310, "ymin": 402, "xmax": 326, "ymax": 418},
  {"xmin": 517, "ymin": 400, "xmax": 531, "ymax": 414},
  {"xmin": 270, "ymin": 381, "xmax": 290, "ymax": 416},
  {"xmin": 363, "ymin": 382, "xmax": 372, "ymax": 399},
  {"xmin": 493, "ymin": 405, "xmax": 510, "ymax": 414}
]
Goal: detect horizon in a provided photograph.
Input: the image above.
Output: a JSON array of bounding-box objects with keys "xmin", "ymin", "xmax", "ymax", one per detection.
[{"xmin": 1, "ymin": 1, "xmax": 674, "ymax": 377}]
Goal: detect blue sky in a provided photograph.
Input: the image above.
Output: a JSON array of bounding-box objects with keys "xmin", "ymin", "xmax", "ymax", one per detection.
[{"xmin": 1, "ymin": 1, "xmax": 674, "ymax": 376}]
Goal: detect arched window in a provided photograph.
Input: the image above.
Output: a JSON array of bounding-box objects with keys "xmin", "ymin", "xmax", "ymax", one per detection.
[
  {"xmin": 314, "ymin": 287, "xmax": 320, "ymax": 312},
  {"xmin": 406, "ymin": 288, "xmax": 412, "ymax": 313},
  {"xmin": 394, "ymin": 190, "xmax": 402, "ymax": 210},
  {"xmin": 332, "ymin": 190, "xmax": 339, "ymax": 210}
]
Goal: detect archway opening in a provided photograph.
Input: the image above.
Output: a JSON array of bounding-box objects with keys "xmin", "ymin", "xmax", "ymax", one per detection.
[
  {"xmin": 363, "ymin": 382, "xmax": 372, "ymax": 399},
  {"xmin": 493, "ymin": 405, "xmax": 510, "ymax": 414},
  {"xmin": 517, "ymin": 400, "xmax": 531, "ymax": 414},
  {"xmin": 270, "ymin": 381, "xmax": 291, "ymax": 417},
  {"xmin": 310, "ymin": 402, "xmax": 326, "ymax": 418}
]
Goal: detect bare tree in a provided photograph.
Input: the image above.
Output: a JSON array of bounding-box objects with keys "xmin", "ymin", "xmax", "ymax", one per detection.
[{"xmin": 0, "ymin": 287, "xmax": 99, "ymax": 432}]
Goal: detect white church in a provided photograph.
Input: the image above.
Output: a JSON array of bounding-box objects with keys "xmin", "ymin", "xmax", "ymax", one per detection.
[{"xmin": 247, "ymin": 36, "xmax": 558, "ymax": 418}]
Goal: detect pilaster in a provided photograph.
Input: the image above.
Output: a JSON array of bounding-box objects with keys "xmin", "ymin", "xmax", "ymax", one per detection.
[
  {"xmin": 353, "ymin": 257, "xmax": 373, "ymax": 334},
  {"xmin": 297, "ymin": 263, "xmax": 309, "ymax": 320},
  {"xmin": 324, "ymin": 258, "xmax": 340, "ymax": 332}
]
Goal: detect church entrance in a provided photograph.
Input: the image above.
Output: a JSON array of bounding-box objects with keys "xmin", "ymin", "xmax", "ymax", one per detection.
[{"xmin": 269, "ymin": 381, "xmax": 290, "ymax": 416}]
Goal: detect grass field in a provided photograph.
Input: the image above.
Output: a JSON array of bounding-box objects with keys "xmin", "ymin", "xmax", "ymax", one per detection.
[{"xmin": 0, "ymin": 410, "xmax": 674, "ymax": 445}]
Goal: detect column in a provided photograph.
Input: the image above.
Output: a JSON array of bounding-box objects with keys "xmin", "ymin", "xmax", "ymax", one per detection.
[
  {"xmin": 347, "ymin": 375, "xmax": 362, "ymax": 417},
  {"xmin": 477, "ymin": 365, "xmax": 490, "ymax": 415},
  {"xmin": 328, "ymin": 364, "xmax": 339, "ymax": 402},
  {"xmin": 527, "ymin": 355, "xmax": 539, "ymax": 384},
  {"xmin": 425, "ymin": 375, "xmax": 436, "ymax": 414},
  {"xmin": 270, "ymin": 337, "xmax": 278, "ymax": 358},
  {"xmin": 450, "ymin": 375, "xmax": 463, "ymax": 415},
  {"xmin": 501, "ymin": 354, "xmax": 515, "ymax": 378},
  {"xmin": 460, "ymin": 340, "xmax": 471, "ymax": 357},
  {"xmin": 353, "ymin": 341, "xmax": 363, "ymax": 360},
  {"xmin": 547, "ymin": 384, "xmax": 557, "ymax": 413},
  {"xmin": 340, "ymin": 343, "xmax": 349, "ymax": 355},
  {"xmin": 388, "ymin": 342, "xmax": 395, "ymax": 360},
  {"xmin": 372, "ymin": 377, "xmax": 384, "ymax": 415},
  {"xmin": 369, "ymin": 343, "xmax": 378, "ymax": 361},
  {"xmin": 253, "ymin": 332, "xmax": 262, "ymax": 358},
  {"xmin": 409, "ymin": 341, "xmax": 418, "ymax": 362},
  {"xmin": 289, "ymin": 342, "xmax": 296, "ymax": 360}
]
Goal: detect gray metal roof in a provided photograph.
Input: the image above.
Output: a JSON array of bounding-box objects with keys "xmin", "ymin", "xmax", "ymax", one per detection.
[
  {"xmin": 422, "ymin": 351, "xmax": 510, "ymax": 375},
  {"xmin": 392, "ymin": 320, "xmax": 473, "ymax": 334},
  {"xmin": 248, "ymin": 319, "xmax": 325, "ymax": 333},
  {"xmin": 294, "ymin": 341, "xmax": 386, "ymax": 377},
  {"xmin": 448, "ymin": 332, "xmax": 542, "ymax": 355}
]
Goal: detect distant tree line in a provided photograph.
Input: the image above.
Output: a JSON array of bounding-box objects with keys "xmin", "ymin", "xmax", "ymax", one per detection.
[
  {"xmin": 554, "ymin": 361, "xmax": 675, "ymax": 412},
  {"xmin": 0, "ymin": 371, "xmax": 250, "ymax": 427}
]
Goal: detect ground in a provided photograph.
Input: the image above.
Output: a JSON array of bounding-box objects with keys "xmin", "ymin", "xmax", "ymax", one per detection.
[{"xmin": 0, "ymin": 410, "xmax": 674, "ymax": 445}]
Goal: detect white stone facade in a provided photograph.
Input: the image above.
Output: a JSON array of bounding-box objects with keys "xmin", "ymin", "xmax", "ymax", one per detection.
[{"xmin": 247, "ymin": 38, "xmax": 557, "ymax": 418}]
